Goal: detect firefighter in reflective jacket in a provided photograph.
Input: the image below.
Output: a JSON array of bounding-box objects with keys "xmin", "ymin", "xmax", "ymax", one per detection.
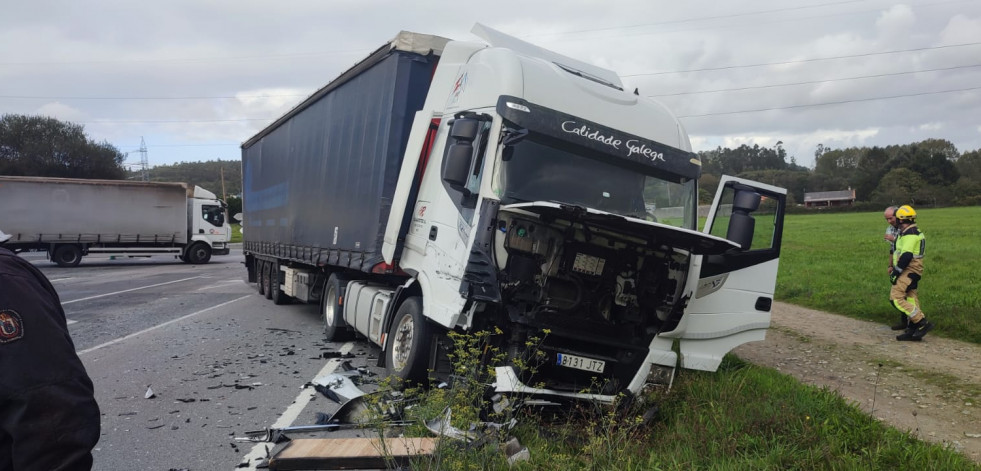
[
  {"xmin": 889, "ymin": 205, "xmax": 935, "ymax": 341},
  {"xmin": 0, "ymin": 230, "xmax": 101, "ymax": 470}
]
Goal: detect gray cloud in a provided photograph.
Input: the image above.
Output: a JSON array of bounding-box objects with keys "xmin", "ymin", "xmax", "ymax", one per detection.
[{"xmin": 2, "ymin": 1, "xmax": 979, "ymax": 169}]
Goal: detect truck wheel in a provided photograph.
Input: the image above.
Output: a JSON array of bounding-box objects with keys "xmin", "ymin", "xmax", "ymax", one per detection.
[
  {"xmin": 321, "ymin": 274, "xmax": 350, "ymax": 341},
  {"xmin": 52, "ymin": 245, "xmax": 83, "ymax": 267},
  {"xmin": 256, "ymin": 260, "xmax": 266, "ymax": 296},
  {"xmin": 385, "ymin": 297, "xmax": 432, "ymax": 384},
  {"xmin": 270, "ymin": 262, "xmax": 288, "ymax": 305},
  {"xmin": 263, "ymin": 262, "xmax": 273, "ymax": 300},
  {"xmin": 185, "ymin": 243, "xmax": 212, "ymax": 264}
]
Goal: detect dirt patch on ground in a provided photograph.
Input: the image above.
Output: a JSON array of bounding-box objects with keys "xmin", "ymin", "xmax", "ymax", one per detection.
[{"xmin": 732, "ymin": 301, "xmax": 981, "ymax": 462}]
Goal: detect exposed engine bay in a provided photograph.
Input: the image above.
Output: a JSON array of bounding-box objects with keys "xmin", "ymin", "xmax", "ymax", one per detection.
[{"xmin": 494, "ymin": 207, "xmax": 691, "ymax": 345}]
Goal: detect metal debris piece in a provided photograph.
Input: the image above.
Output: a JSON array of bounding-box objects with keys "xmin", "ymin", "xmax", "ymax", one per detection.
[
  {"xmin": 424, "ymin": 407, "xmax": 478, "ymax": 442},
  {"xmin": 311, "ymin": 373, "xmax": 366, "ymax": 404}
]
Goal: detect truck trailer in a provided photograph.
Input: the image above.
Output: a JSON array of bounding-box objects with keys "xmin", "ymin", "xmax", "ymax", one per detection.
[
  {"xmin": 0, "ymin": 176, "xmax": 231, "ymax": 266},
  {"xmin": 242, "ymin": 25, "xmax": 787, "ymax": 402}
]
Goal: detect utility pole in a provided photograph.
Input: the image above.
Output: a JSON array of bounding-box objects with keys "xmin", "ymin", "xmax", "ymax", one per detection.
[
  {"xmin": 219, "ymin": 159, "xmax": 227, "ymax": 201},
  {"xmin": 138, "ymin": 137, "xmax": 149, "ymax": 181}
]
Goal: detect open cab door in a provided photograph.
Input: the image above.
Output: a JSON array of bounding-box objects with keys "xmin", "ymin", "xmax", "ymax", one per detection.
[{"xmin": 674, "ymin": 176, "xmax": 787, "ymax": 371}]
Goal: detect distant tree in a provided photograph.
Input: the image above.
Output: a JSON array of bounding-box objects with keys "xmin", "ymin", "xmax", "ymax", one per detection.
[
  {"xmin": 952, "ymin": 149, "xmax": 981, "ymax": 204},
  {"xmin": 226, "ymin": 196, "xmax": 242, "ymax": 221},
  {"xmin": 698, "ymin": 173, "xmax": 720, "ymax": 204},
  {"xmin": 853, "ymin": 146, "xmax": 890, "ymax": 200},
  {"xmin": 0, "ymin": 114, "xmax": 125, "ymax": 179},
  {"xmin": 814, "ymin": 147, "xmax": 861, "ymax": 181},
  {"xmin": 894, "ymin": 142, "xmax": 959, "ymax": 186},
  {"xmin": 870, "ymin": 168, "xmax": 928, "ymax": 206},
  {"xmin": 957, "ymin": 149, "xmax": 981, "ymax": 180},
  {"xmin": 699, "ymin": 143, "xmax": 789, "ymax": 176},
  {"xmin": 917, "ymin": 138, "xmax": 960, "ymax": 162}
]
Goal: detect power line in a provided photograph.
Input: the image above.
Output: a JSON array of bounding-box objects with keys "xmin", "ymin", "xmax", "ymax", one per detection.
[
  {"xmin": 676, "ymin": 85, "xmax": 981, "ymax": 118},
  {"xmin": 524, "ymin": 0, "xmax": 867, "ymax": 37},
  {"xmin": 624, "ymin": 42, "xmax": 981, "ymax": 77},
  {"xmin": 648, "ymin": 63, "xmax": 981, "ymax": 97}
]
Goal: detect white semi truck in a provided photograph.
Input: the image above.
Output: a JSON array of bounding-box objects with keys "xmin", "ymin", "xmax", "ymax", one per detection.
[
  {"xmin": 0, "ymin": 176, "xmax": 231, "ymax": 266},
  {"xmin": 242, "ymin": 25, "xmax": 787, "ymax": 402}
]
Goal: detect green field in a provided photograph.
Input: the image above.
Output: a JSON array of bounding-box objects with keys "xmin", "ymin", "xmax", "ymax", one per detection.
[{"xmin": 775, "ymin": 207, "xmax": 981, "ymax": 344}]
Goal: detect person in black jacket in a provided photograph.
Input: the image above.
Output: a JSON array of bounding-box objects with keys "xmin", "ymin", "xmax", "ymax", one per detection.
[{"xmin": 0, "ymin": 230, "xmax": 101, "ymax": 470}]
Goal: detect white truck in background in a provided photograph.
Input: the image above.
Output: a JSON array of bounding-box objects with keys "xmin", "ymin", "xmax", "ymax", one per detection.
[
  {"xmin": 0, "ymin": 176, "xmax": 231, "ymax": 266},
  {"xmin": 243, "ymin": 25, "xmax": 787, "ymax": 403}
]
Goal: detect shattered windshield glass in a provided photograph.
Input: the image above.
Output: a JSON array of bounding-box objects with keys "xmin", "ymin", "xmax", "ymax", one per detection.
[{"xmin": 497, "ymin": 136, "xmax": 696, "ymax": 229}]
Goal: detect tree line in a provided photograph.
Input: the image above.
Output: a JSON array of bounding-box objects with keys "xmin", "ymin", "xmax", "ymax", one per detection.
[
  {"xmin": 4, "ymin": 114, "xmax": 980, "ymax": 211},
  {"xmin": 0, "ymin": 114, "xmax": 126, "ymax": 179},
  {"xmin": 697, "ymin": 139, "xmax": 981, "ymax": 207}
]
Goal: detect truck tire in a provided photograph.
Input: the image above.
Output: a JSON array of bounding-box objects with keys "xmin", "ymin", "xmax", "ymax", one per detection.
[
  {"xmin": 270, "ymin": 262, "xmax": 288, "ymax": 305},
  {"xmin": 256, "ymin": 260, "xmax": 266, "ymax": 296},
  {"xmin": 263, "ymin": 262, "xmax": 273, "ymax": 300},
  {"xmin": 385, "ymin": 297, "xmax": 432, "ymax": 384},
  {"xmin": 185, "ymin": 243, "xmax": 212, "ymax": 264},
  {"xmin": 52, "ymin": 245, "xmax": 83, "ymax": 268},
  {"xmin": 321, "ymin": 274, "xmax": 350, "ymax": 341}
]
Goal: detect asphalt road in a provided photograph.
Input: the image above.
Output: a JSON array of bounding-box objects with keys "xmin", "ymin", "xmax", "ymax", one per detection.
[{"xmin": 25, "ymin": 246, "xmax": 380, "ymax": 470}]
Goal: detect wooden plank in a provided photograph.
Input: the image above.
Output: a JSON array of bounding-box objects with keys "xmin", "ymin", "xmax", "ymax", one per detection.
[{"xmin": 269, "ymin": 437, "xmax": 438, "ymax": 470}]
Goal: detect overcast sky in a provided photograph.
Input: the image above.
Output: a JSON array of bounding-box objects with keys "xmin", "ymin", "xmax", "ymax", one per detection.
[{"xmin": 3, "ymin": 0, "xmax": 979, "ymax": 171}]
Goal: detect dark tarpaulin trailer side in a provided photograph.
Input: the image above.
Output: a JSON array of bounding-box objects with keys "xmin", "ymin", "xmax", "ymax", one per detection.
[{"xmin": 242, "ymin": 33, "xmax": 445, "ymax": 272}]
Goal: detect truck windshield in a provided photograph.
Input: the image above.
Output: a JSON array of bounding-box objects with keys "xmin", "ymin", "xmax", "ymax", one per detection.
[{"xmin": 498, "ymin": 137, "xmax": 696, "ymax": 229}]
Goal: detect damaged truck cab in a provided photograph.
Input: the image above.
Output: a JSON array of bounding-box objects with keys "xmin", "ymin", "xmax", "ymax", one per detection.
[{"xmin": 243, "ymin": 24, "xmax": 785, "ymax": 404}]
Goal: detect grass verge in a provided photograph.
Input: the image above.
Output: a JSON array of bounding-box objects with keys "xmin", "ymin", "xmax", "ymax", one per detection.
[{"xmin": 365, "ymin": 334, "xmax": 978, "ymax": 469}]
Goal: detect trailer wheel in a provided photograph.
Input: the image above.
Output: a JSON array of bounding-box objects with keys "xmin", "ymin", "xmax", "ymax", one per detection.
[
  {"xmin": 385, "ymin": 297, "xmax": 431, "ymax": 384},
  {"xmin": 270, "ymin": 262, "xmax": 288, "ymax": 305},
  {"xmin": 185, "ymin": 243, "xmax": 212, "ymax": 264},
  {"xmin": 256, "ymin": 260, "xmax": 267, "ymax": 296},
  {"xmin": 52, "ymin": 245, "xmax": 83, "ymax": 267},
  {"xmin": 262, "ymin": 262, "xmax": 273, "ymax": 300},
  {"xmin": 321, "ymin": 274, "xmax": 350, "ymax": 341}
]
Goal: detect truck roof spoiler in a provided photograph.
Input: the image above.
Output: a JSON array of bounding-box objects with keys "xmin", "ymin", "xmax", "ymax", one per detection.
[{"xmin": 471, "ymin": 23, "xmax": 623, "ymax": 90}]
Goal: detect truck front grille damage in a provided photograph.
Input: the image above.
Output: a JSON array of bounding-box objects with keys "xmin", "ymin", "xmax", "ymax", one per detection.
[{"xmin": 488, "ymin": 211, "xmax": 690, "ymax": 395}]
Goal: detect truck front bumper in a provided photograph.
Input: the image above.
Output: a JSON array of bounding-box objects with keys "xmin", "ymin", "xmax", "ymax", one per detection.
[{"xmin": 494, "ymin": 366, "xmax": 618, "ymax": 405}]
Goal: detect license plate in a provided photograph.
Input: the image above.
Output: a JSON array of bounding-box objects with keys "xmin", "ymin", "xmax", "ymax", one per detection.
[{"xmin": 556, "ymin": 353, "xmax": 605, "ymax": 373}]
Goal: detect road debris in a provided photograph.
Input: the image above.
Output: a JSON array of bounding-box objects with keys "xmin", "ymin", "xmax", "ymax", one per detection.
[
  {"xmin": 144, "ymin": 386, "xmax": 156, "ymax": 399},
  {"xmin": 311, "ymin": 373, "xmax": 365, "ymax": 404}
]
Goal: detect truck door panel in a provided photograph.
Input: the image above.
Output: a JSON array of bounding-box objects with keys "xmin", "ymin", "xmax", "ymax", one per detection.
[{"xmin": 677, "ymin": 176, "xmax": 786, "ymax": 371}]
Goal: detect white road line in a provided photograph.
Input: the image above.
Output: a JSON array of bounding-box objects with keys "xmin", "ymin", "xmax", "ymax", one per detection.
[
  {"xmin": 62, "ymin": 276, "xmax": 203, "ymax": 305},
  {"xmin": 195, "ymin": 279, "xmax": 244, "ymax": 291},
  {"xmin": 48, "ymin": 277, "xmax": 74, "ymax": 283},
  {"xmin": 66, "ymin": 319, "xmax": 78, "ymax": 325},
  {"xmin": 239, "ymin": 342, "xmax": 355, "ymax": 470},
  {"xmin": 76, "ymin": 295, "xmax": 250, "ymax": 355}
]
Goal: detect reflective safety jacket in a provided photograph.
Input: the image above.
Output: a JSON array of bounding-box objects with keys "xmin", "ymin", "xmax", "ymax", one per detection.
[{"xmin": 892, "ymin": 224, "xmax": 925, "ymax": 275}]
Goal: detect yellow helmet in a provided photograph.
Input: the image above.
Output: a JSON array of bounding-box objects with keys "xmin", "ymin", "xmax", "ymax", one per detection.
[{"xmin": 895, "ymin": 205, "xmax": 916, "ymax": 223}]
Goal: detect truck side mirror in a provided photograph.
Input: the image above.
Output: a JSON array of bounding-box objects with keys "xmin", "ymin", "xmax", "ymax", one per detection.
[
  {"xmin": 726, "ymin": 189, "xmax": 761, "ymax": 250},
  {"xmin": 442, "ymin": 143, "xmax": 473, "ymax": 191},
  {"xmin": 449, "ymin": 118, "xmax": 480, "ymax": 142}
]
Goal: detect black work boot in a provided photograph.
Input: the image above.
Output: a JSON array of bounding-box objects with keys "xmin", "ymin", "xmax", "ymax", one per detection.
[
  {"xmin": 896, "ymin": 319, "xmax": 933, "ymax": 341},
  {"xmin": 910, "ymin": 319, "xmax": 934, "ymax": 340},
  {"xmin": 895, "ymin": 328, "xmax": 919, "ymax": 341},
  {"xmin": 890, "ymin": 313, "xmax": 909, "ymax": 331}
]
